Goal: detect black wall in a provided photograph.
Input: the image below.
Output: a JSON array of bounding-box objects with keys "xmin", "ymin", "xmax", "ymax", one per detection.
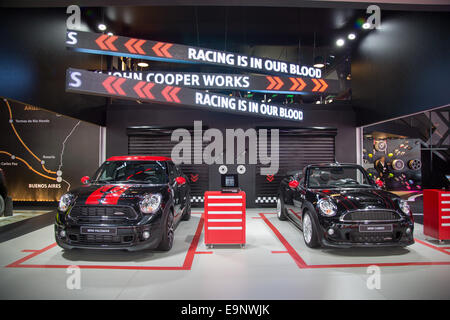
[
  {"xmin": 352, "ymin": 11, "xmax": 450, "ymax": 126},
  {"xmin": 106, "ymin": 101, "xmax": 357, "ymax": 206},
  {"xmin": 0, "ymin": 8, "xmax": 106, "ymax": 124}
]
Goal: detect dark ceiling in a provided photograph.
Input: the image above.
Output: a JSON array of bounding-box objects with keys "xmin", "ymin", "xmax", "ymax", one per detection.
[{"xmin": 1, "ymin": 3, "xmax": 447, "ymax": 126}]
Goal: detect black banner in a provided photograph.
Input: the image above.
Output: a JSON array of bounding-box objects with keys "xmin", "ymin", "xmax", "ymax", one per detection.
[
  {"xmin": 66, "ymin": 68, "xmax": 304, "ymax": 122},
  {"xmin": 96, "ymin": 70, "xmax": 339, "ymax": 94},
  {"xmin": 66, "ymin": 30, "xmax": 322, "ymax": 78}
]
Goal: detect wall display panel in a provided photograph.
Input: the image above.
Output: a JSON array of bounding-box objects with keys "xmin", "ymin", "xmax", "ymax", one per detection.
[
  {"xmin": 0, "ymin": 98, "xmax": 100, "ymax": 201},
  {"xmin": 362, "ymin": 138, "xmax": 422, "ymax": 191}
]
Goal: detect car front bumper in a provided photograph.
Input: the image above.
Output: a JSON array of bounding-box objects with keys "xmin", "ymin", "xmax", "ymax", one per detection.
[
  {"xmin": 54, "ymin": 221, "xmax": 163, "ymax": 251},
  {"xmin": 317, "ymin": 219, "xmax": 415, "ymax": 248}
]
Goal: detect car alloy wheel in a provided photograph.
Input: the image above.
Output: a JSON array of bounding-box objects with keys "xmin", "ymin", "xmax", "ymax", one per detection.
[
  {"xmin": 303, "ymin": 213, "xmax": 313, "ymax": 244},
  {"xmin": 167, "ymin": 212, "xmax": 174, "ymax": 247},
  {"xmin": 277, "ymin": 198, "xmax": 282, "ymax": 218}
]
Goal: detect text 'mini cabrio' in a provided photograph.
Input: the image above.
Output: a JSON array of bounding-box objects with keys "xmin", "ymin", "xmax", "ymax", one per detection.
[
  {"xmin": 278, "ymin": 163, "xmax": 414, "ymax": 248},
  {"xmin": 55, "ymin": 156, "xmax": 191, "ymax": 251}
]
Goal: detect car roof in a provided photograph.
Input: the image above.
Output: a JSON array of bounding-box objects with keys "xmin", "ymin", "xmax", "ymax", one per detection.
[
  {"xmin": 305, "ymin": 163, "xmax": 363, "ymax": 169},
  {"xmin": 106, "ymin": 156, "xmax": 172, "ymax": 161}
]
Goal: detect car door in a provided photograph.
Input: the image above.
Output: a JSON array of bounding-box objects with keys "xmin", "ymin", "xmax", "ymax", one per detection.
[
  {"xmin": 286, "ymin": 172, "xmax": 304, "ymax": 225},
  {"xmin": 175, "ymin": 165, "xmax": 189, "ymax": 215},
  {"xmin": 167, "ymin": 161, "xmax": 182, "ymax": 220}
]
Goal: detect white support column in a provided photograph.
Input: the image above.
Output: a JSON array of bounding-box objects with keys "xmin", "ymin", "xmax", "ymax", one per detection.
[
  {"xmin": 99, "ymin": 126, "xmax": 107, "ymax": 165},
  {"xmin": 356, "ymin": 127, "xmax": 363, "ymax": 165}
]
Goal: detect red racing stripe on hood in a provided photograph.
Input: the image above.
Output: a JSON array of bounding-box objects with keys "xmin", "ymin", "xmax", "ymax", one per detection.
[{"xmin": 85, "ymin": 185, "xmax": 131, "ymax": 205}]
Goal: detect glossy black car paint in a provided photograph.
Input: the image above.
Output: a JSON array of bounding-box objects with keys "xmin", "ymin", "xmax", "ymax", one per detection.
[
  {"xmin": 278, "ymin": 164, "xmax": 415, "ymax": 248},
  {"xmin": 54, "ymin": 159, "xmax": 190, "ymax": 251}
]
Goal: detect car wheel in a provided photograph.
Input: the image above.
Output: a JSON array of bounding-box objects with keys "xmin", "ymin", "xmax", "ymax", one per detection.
[
  {"xmin": 302, "ymin": 211, "xmax": 320, "ymax": 248},
  {"xmin": 158, "ymin": 210, "xmax": 175, "ymax": 251},
  {"xmin": 181, "ymin": 196, "xmax": 191, "ymax": 221},
  {"xmin": 0, "ymin": 195, "xmax": 4, "ymax": 217},
  {"xmin": 276, "ymin": 197, "xmax": 287, "ymax": 221}
]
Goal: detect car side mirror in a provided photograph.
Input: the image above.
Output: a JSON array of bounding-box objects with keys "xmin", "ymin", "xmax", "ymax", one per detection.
[
  {"xmin": 175, "ymin": 176, "xmax": 186, "ymax": 185},
  {"xmin": 289, "ymin": 180, "xmax": 299, "ymax": 189},
  {"xmin": 81, "ymin": 176, "xmax": 91, "ymax": 185}
]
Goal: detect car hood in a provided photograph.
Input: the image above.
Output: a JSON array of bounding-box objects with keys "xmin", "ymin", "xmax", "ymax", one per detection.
[
  {"xmin": 68, "ymin": 183, "xmax": 168, "ymax": 206},
  {"xmin": 313, "ymin": 188, "xmax": 400, "ymax": 211}
]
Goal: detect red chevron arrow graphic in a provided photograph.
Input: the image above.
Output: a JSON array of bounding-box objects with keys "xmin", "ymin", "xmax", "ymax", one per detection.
[
  {"xmin": 296, "ymin": 78, "xmax": 307, "ymax": 91},
  {"xmin": 112, "ymin": 77, "xmax": 126, "ymax": 95},
  {"xmin": 133, "ymin": 81, "xmax": 146, "ymax": 98},
  {"xmin": 161, "ymin": 86, "xmax": 173, "ymax": 102},
  {"xmin": 153, "ymin": 42, "xmax": 172, "ymax": 58},
  {"xmin": 290, "ymin": 77, "xmax": 306, "ymax": 91},
  {"xmin": 102, "ymin": 76, "xmax": 116, "ymax": 94},
  {"xmin": 266, "ymin": 76, "xmax": 283, "ymax": 90},
  {"xmin": 125, "ymin": 38, "xmax": 146, "ymax": 54},
  {"xmin": 169, "ymin": 87, "xmax": 181, "ymax": 103},
  {"xmin": 318, "ymin": 79, "xmax": 328, "ymax": 92},
  {"xmin": 102, "ymin": 77, "xmax": 126, "ymax": 95},
  {"xmin": 311, "ymin": 78, "xmax": 322, "ymax": 92},
  {"xmin": 266, "ymin": 76, "xmax": 277, "ymax": 90},
  {"xmin": 274, "ymin": 77, "xmax": 283, "ymax": 90},
  {"xmin": 190, "ymin": 174, "xmax": 199, "ymax": 182},
  {"xmin": 134, "ymin": 40, "xmax": 146, "ymax": 54},
  {"xmin": 124, "ymin": 38, "xmax": 138, "ymax": 53},
  {"xmin": 104, "ymin": 35, "xmax": 118, "ymax": 51},
  {"xmin": 142, "ymin": 83, "xmax": 155, "ymax": 99},
  {"xmin": 289, "ymin": 78, "xmax": 299, "ymax": 91},
  {"xmin": 161, "ymin": 86, "xmax": 181, "ymax": 103},
  {"xmin": 95, "ymin": 34, "xmax": 109, "ymax": 50},
  {"xmin": 152, "ymin": 42, "xmax": 164, "ymax": 57},
  {"xmin": 160, "ymin": 43, "xmax": 172, "ymax": 58}
]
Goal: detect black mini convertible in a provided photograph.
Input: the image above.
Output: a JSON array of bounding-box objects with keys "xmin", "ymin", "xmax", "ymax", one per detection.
[{"xmin": 277, "ymin": 163, "xmax": 415, "ymax": 248}]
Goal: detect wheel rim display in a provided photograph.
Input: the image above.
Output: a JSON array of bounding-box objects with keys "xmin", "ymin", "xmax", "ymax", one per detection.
[
  {"xmin": 303, "ymin": 214, "xmax": 312, "ymax": 243},
  {"xmin": 167, "ymin": 213, "xmax": 174, "ymax": 246},
  {"xmin": 277, "ymin": 199, "xmax": 281, "ymax": 218}
]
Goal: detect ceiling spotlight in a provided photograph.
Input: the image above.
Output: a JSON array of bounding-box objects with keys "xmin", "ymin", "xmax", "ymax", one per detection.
[
  {"xmin": 362, "ymin": 23, "xmax": 371, "ymax": 30},
  {"xmin": 336, "ymin": 39, "xmax": 345, "ymax": 47},
  {"xmin": 98, "ymin": 23, "xmax": 107, "ymax": 31},
  {"xmin": 313, "ymin": 56, "xmax": 325, "ymax": 68},
  {"xmin": 137, "ymin": 62, "xmax": 149, "ymax": 68},
  {"xmin": 348, "ymin": 33, "xmax": 356, "ymax": 40},
  {"xmin": 107, "ymin": 32, "xmax": 114, "ymax": 36}
]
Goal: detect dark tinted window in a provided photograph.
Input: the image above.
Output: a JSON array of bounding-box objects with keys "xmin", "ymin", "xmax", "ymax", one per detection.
[
  {"xmin": 93, "ymin": 161, "xmax": 168, "ymax": 184},
  {"xmin": 307, "ymin": 166, "xmax": 371, "ymax": 188}
]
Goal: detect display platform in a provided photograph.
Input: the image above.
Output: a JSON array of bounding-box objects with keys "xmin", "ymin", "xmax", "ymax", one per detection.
[
  {"xmin": 1, "ymin": 209, "xmax": 449, "ymax": 299},
  {"xmin": 0, "ymin": 210, "xmax": 52, "ymax": 228}
]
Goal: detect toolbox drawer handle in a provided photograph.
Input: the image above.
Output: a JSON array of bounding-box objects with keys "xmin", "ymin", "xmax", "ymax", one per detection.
[{"xmin": 208, "ymin": 227, "xmax": 242, "ymax": 230}]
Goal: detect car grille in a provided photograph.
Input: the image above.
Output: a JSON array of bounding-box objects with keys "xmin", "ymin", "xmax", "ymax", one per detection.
[
  {"xmin": 349, "ymin": 232, "xmax": 401, "ymax": 243},
  {"xmin": 69, "ymin": 205, "xmax": 139, "ymax": 222},
  {"xmin": 341, "ymin": 210, "xmax": 401, "ymax": 222},
  {"xmin": 72, "ymin": 234, "xmax": 134, "ymax": 244}
]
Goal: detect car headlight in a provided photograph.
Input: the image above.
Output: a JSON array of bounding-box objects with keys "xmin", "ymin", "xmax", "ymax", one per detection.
[
  {"xmin": 317, "ymin": 199, "xmax": 337, "ymax": 217},
  {"xmin": 140, "ymin": 193, "xmax": 162, "ymax": 214},
  {"xmin": 399, "ymin": 199, "xmax": 410, "ymax": 215},
  {"xmin": 58, "ymin": 193, "xmax": 73, "ymax": 212}
]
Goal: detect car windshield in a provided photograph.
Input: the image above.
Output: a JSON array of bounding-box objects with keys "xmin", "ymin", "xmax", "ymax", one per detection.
[
  {"xmin": 307, "ymin": 166, "xmax": 372, "ymax": 188},
  {"xmin": 92, "ymin": 161, "xmax": 168, "ymax": 184}
]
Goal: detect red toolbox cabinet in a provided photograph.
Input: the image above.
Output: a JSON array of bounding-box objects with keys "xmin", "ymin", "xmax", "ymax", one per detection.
[
  {"xmin": 424, "ymin": 189, "xmax": 450, "ymax": 240},
  {"xmin": 204, "ymin": 191, "xmax": 246, "ymax": 247}
]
